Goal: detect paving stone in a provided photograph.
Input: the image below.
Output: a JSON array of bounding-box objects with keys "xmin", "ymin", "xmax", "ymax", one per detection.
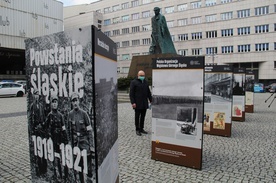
[{"xmin": 0, "ymin": 94, "xmax": 275, "ymax": 182}]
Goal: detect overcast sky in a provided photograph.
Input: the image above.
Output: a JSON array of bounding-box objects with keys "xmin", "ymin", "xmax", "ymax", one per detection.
[{"xmin": 58, "ymin": 0, "xmax": 99, "ymax": 7}]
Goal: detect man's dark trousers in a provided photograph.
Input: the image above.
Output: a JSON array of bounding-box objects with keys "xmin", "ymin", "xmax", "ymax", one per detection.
[{"xmin": 135, "ymin": 109, "xmax": 147, "ymax": 131}]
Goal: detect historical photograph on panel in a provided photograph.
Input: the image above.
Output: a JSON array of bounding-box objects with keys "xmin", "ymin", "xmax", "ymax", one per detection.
[
  {"xmin": 205, "ymin": 73, "xmax": 233, "ymax": 103},
  {"xmin": 245, "ymin": 91, "xmax": 254, "ymax": 105},
  {"xmin": 93, "ymin": 26, "xmax": 119, "ymax": 183},
  {"xmin": 95, "ymin": 57, "xmax": 118, "ymax": 173},
  {"xmin": 233, "ymin": 74, "xmax": 245, "ymax": 95},
  {"xmin": 233, "ymin": 105, "xmax": 243, "ymax": 117},
  {"xmin": 152, "ymin": 69, "xmax": 203, "ymax": 144},
  {"xmin": 176, "ymin": 107, "xmax": 198, "ymax": 135},
  {"xmin": 25, "ymin": 27, "xmax": 96, "ymax": 183},
  {"xmin": 245, "ymin": 74, "xmax": 255, "ymax": 92},
  {"xmin": 203, "ymin": 112, "xmax": 211, "ymax": 131},
  {"xmin": 213, "ymin": 112, "xmax": 226, "ymax": 130}
]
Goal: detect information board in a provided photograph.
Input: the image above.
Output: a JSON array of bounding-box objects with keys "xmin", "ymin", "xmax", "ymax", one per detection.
[
  {"xmin": 151, "ymin": 56, "xmax": 204, "ymax": 170},
  {"xmin": 204, "ymin": 65, "xmax": 233, "ymax": 137},
  {"xmin": 25, "ymin": 25, "xmax": 119, "ymax": 183}
]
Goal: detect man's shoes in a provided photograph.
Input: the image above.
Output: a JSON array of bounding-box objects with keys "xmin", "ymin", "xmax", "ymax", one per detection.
[
  {"xmin": 140, "ymin": 129, "xmax": 148, "ymax": 134},
  {"xmin": 136, "ymin": 131, "xmax": 141, "ymax": 136}
]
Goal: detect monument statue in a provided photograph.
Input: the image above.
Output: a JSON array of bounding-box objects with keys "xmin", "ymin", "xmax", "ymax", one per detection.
[{"xmin": 149, "ymin": 7, "xmax": 177, "ymax": 54}]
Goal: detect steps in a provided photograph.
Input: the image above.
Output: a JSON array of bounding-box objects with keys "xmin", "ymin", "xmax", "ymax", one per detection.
[{"xmin": 118, "ymin": 91, "xmax": 130, "ymax": 103}]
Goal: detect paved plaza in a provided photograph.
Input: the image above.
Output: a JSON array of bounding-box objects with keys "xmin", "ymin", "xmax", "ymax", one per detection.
[{"xmin": 0, "ymin": 93, "xmax": 275, "ymax": 182}]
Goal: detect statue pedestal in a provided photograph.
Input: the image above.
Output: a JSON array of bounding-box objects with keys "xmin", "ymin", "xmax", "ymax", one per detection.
[{"xmin": 128, "ymin": 53, "xmax": 179, "ymax": 78}]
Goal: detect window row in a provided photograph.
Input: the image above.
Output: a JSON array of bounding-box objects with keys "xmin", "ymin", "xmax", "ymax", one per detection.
[
  {"xmin": 99, "ymin": 0, "xmax": 232, "ymax": 14},
  {"xmin": 104, "ymin": 5, "xmax": 270, "ymax": 26},
  {"xmin": 118, "ymin": 42, "xmax": 275, "ymax": 62},
  {"xmin": 177, "ymin": 43, "xmax": 271, "ymax": 56},
  {"xmin": 117, "ymin": 43, "xmax": 271, "ymax": 61},
  {"xmin": 105, "ymin": 24, "xmax": 273, "ymax": 39},
  {"xmin": 116, "ymin": 38, "xmax": 151, "ymax": 48},
  {"xmin": 100, "ymin": 2, "xmax": 269, "ymax": 25}
]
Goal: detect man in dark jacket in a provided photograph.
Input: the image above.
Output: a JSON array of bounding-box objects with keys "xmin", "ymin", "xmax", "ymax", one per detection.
[{"xmin": 129, "ymin": 70, "xmax": 152, "ymax": 136}]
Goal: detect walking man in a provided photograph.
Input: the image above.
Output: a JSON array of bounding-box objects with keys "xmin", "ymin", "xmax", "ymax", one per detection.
[{"xmin": 129, "ymin": 70, "xmax": 152, "ymax": 136}]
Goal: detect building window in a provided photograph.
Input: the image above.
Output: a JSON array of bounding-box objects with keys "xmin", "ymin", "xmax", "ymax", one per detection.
[
  {"xmin": 221, "ymin": 0, "xmax": 232, "ymax": 3},
  {"xmin": 167, "ymin": 21, "xmax": 174, "ymax": 28},
  {"xmin": 274, "ymin": 61, "xmax": 276, "ymax": 69},
  {"xmin": 142, "ymin": 52, "xmax": 149, "ymax": 55},
  {"xmin": 205, "ymin": 0, "xmax": 216, "ymax": 7},
  {"xmin": 142, "ymin": 11, "xmax": 150, "ymax": 18},
  {"xmin": 132, "ymin": 39, "xmax": 140, "ymax": 46},
  {"xmin": 191, "ymin": 1, "xmax": 201, "ymax": 9},
  {"xmin": 171, "ymin": 35, "xmax": 175, "ymax": 42},
  {"xmin": 178, "ymin": 19, "xmax": 188, "ymax": 26},
  {"xmin": 122, "ymin": 2, "xmax": 129, "ymax": 9},
  {"xmin": 221, "ymin": 12, "xmax": 233, "ymax": 20},
  {"xmin": 96, "ymin": 9, "xmax": 101, "ymax": 13},
  {"xmin": 192, "ymin": 48, "xmax": 202, "ymax": 55},
  {"xmin": 131, "ymin": 0, "xmax": 139, "ymax": 7},
  {"xmin": 221, "ymin": 46, "xmax": 233, "ymax": 53},
  {"xmin": 221, "ymin": 28, "xmax": 233, "ymax": 37},
  {"xmin": 165, "ymin": 6, "xmax": 174, "ymax": 14},
  {"xmin": 237, "ymin": 9, "xmax": 250, "ymax": 18},
  {"xmin": 113, "ymin": 29, "xmax": 120, "ymax": 36},
  {"xmin": 116, "ymin": 42, "xmax": 120, "ymax": 48},
  {"xmin": 104, "ymin": 31, "xmax": 111, "ymax": 37},
  {"xmin": 205, "ymin": 14, "xmax": 216, "ymax": 22},
  {"xmin": 122, "ymin": 28, "xmax": 129, "ymax": 34},
  {"xmin": 178, "ymin": 4, "xmax": 187, "ymax": 11},
  {"xmin": 191, "ymin": 32, "xmax": 202, "ymax": 40},
  {"xmin": 255, "ymin": 43, "xmax": 269, "ymax": 51},
  {"xmin": 132, "ymin": 53, "xmax": 140, "ymax": 56},
  {"xmin": 238, "ymin": 44, "xmax": 250, "ymax": 52},
  {"xmin": 142, "ymin": 0, "xmax": 150, "ymax": 4},
  {"xmin": 255, "ymin": 24, "xmax": 269, "ymax": 33},
  {"xmin": 104, "ymin": 19, "xmax": 111, "ymax": 25},
  {"xmin": 178, "ymin": 49, "xmax": 188, "ymax": 56},
  {"xmin": 112, "ymin": 4, "xmax": 120, "ymax": 12},
  {"xmin": 255, "ymin": 6, "xmax": 269, "ymax": 16},
  {"xmin": 206, "ymin": 47, "xmax": 217, "ymax": 55},
  {"xmin": 142, "ymin": 24, "xmax": 151, "ymax": 31},
  {"xmin": 122, "ymin": 41, "xmax": 130, "ymax": 47},
  {"xmin": 122, "ymin": 15, "xmax": 129, "ymax": 22},
  {"xmin": 275, "ymin": 23, "xmax": 276, "ymax": 31},
  {"xmin": 206, "ymin": 30, "xmax": 217, "ymax": 38},
  {"xmin": 191, "ymin": 16, "xmax": 201, "ymax": 24},
  {"xmin": 142, "ymin": 38, "xmax": 151, "ymax": 45},
  {"xmin": 178, "ymin": 34, "xmax": 188, "ymax": 41},
  {"xmin": 122, "ymin": 54, "xmax": 130, "ymax": 60},
  {"xmin": 238, "ymin": 27, "xmax": 250, "ymax": 35},
  {"xmin": 113, "ymin": 17, "xmax": 120, "ymax": 24},
  {"xmin": 104, "ymin": 7, "xmax": 111, "ymax": 13},
  {"xmin": 122, "ymin": 67, "xmax": 129, "ymax": 74},
  {"xmin": 275, "ymin": 42, "xmax": 276, "ymax": 50},
  {"xmin": 132, "ymin": 13, "xmax": 139, "ymax": 20},
  {"xmin": 132, "ymin": 26, "xmax": 140, "ymax": 33},
  {"xmin": 98, "ymin": 20, "xmax": 102, "ymax": 29}
]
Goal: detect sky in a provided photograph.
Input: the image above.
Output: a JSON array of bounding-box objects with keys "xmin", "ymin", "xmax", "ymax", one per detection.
[{"xmin": 58, "ymin": 0, "xmax": 99, "ymax": 7}]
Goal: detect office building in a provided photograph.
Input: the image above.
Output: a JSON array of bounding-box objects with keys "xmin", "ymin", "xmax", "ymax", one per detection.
[
  {"xmin": 66, "ymin": 0, "xmax": 275, "ymax": 83},
  {"xmin": 0, "ymin": 0, "xmax": 63, "ymax": 80}
]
